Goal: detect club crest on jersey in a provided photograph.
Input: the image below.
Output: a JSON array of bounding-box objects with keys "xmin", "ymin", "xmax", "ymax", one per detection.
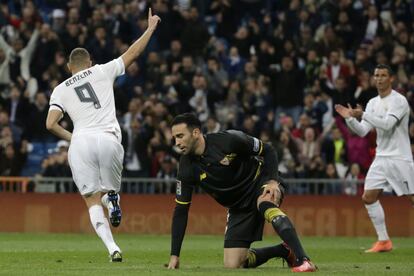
[{"xmin": 220, "ymin": 153, "xmax": 237, "ymax": 165}]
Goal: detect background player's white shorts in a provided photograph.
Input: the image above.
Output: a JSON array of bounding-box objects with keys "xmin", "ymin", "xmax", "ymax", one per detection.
[
  {"xmin": 365, "ymin": 156, "xmax": 414, "ymax": 196},
  {"xmin": 68, "ymin": 132, "xmax": 124, "ymax": 196}
]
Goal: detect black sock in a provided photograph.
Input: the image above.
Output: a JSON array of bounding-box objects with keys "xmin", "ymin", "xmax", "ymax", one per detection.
[
  {"xmin": 272, "ymin": 216, "xmax": 308, "ymax": 265},
  {"xmin": 244, "ymin": 243, "xmax": 289, "ymax": 268},
  {"xmin": 258, "ymin": 201, "xmax": 309, "ymax": 266}
]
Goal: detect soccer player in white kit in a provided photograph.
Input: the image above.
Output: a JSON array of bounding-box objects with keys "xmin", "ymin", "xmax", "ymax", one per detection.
[
  {"xmin": 46, "ymin": 9, "xmax": 160, "ymax": 262},
  {"xmin": 335, "ymin": 64, "xmax": 414, "ymax": 253}
]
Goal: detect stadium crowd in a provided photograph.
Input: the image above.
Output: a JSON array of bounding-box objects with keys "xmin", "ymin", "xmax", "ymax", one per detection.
[{"xmin": 0, "ymin": 0, "xmax": 413, "ymax": 194}]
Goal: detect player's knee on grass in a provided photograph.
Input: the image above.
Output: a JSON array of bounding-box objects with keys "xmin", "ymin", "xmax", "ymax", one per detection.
[
  {"xmin": 223, "ymin": 256, "xmax": 245, "ymax": 268},
  {"xmin": 223, "ymin": 259, "xmax": 243, "ymax": 268},
  {"xmin": 224, "ymin": 248, "xmax": 248, "ymax": 268}
]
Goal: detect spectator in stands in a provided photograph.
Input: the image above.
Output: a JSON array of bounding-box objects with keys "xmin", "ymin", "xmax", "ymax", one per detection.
[
  {"xmin": 321, "ymin": 75, "xmax": 356, "ymax": 112},
  {"xmin": 86, "ymin": 26, "xmax": 113, "ymax": 65},
  {"xmin": 155, "ymin": 155, "xmax": 177, "ymax": 193},
  {"xmin": 321, "ymin": 50, "xmax": 352, "ymax": 90},
  {"xmin": 0, "ymin": 84, "xmax": 30, "ymax": 128},
  {"xmin": 335, "ymin": 116, "xmax": 372, "ymax": 172},
  {"xmin": 354, "ymin": 70, "xmax": 377, "ymax": 108},
  {"xmin": 27, "ymin": 92, "xmax": 55, "ymax": 142},
  {"xmin": 204, "ymin": 116, "xmax": 221, "ymax": 134},
  {"xmin": 360, "ymin": 5, "xmax": 384, "ymax": 43},
  {"xmin": 204, "ymin": 56, "xmax": 228, "ymax": 104},
  {"xmin": 322, "ymin": 125, "xmax": 348, "ymax": 177},
  {"xmin": 323, "ymin": 162, "xmax": 341, "ymax": 194},
  {"xmin": 123, "ymin": 118, "xmax": 150, "ymax": 179},
  {"xmin": 31, "ymin": 23, "xmax": 60, "ymax": 82},
  {"xmin": 0, "ymin": 0, "xmax": 411, "ymax": 193},
  {"xmin": 61, "ymin": 22, "xmax": 87, "ymax": 56},
  {"xmin": 344, "ymin": 163, "xmax": 365, "ymax": 196},
  {"xmin": 0, "ymin": 111, "xmax": 22, "ymax": 144},
  {"xmin": 276, "ymin": 130, "xmax": 301, "ymax": 178},
  {"xmin": 291, "ymin": 113, "xmax": 312, "ymax": 139},
  {"xmin": 179, "ymin": 7, "xmax": 210, "ymax": 57},
  {"xmin": 271, "ymin": 55, "xmax": 305, "ymax": 131},
  {"xmin": 224, "ymin": 46, "xmax": 245, "ymax": 79},
  {"xmin": 316, "ymin": 25, "xmax": 344, "ymax": 57},
  {"xmin": 51, "ymin": 9, "xmax": 66, "ymax": 36},
  {"xmin": 165, "ymin": 39, "xmax": 183, "ymax": 72},
  {"xmin": 189, "ymin": 74, "xmax": 210, "ymax": 122},
  {"xmin": 306, "ymin": 155, "xmax": 326, "ymax": 194},
  {"xmin": 0, "ymin": 23, "xmax": 39, "ymax": 83},
  {"xmin": 0, "ymin": 140, "xmax": 28, "ymax": 176},
  {"xmin": 296, "ymin": 127, "xmax": 321, "ymax": 170},
  {"xmin": 214, "ymin": 82, "xmax": 242, "ymax": 129},
  {"xmin": 334, "ymin": 10, "xmax": 354, "ymax": 52},
  {"xmin": 302, "ymin": 93, "xmax": 328, "ymax": 132}
]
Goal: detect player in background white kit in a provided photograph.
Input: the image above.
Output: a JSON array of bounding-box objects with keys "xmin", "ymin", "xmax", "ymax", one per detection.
[
  {"xmin": 335, "ymin": 64, "xmax": 414, "ymax": 253},
  {"xmin": 46, "ymin": 9, "xmax": 160, "ymax": 262}
]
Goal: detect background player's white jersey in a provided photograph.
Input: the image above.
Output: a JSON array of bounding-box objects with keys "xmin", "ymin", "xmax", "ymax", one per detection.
[
  {"xmin": 49, "ymin": 57, "xmax": 125, "ymax": 139},
  {"xmin": 365, "ymin": 90, "xmax": 411, "ymax": 160}
]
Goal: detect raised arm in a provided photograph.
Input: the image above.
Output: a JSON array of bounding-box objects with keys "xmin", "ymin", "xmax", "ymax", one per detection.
[
  {"xmin": 121, "ymin": 8, "xmax": 160, "ymax": 68},
  {"xmin": 0, "ymin": 33, "xmax": 14, "ymax": 57},
  {"xmin": 22, "ymin": 28, "xmax": 39, "ymax": 59}
]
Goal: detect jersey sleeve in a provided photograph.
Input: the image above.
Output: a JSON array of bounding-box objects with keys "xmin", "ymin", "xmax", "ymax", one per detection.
[
  {"xmin": 388, "ymin": 95, "xmax": 409, "ymax": 122},
  {"xmin": 175, "ymin": 156, "xmax": 196, "ymax": 204},
  {"xmin": 226, "ymin": 130, "xmax": 263, "ymax": 156},
  {"xmin": 49, "ymin": 88, "xmax": 66, "ymax": 113},
  {"xmin": 175, "ymin": 179, "xmax": 194, "ymax": 205},
  {"xmin": 361, "ymin": 96, "xmax": 405, "ymax": 132},
  {"xmin": 98, "ymin": 57, "xmax": 125, "ymax": 80}
]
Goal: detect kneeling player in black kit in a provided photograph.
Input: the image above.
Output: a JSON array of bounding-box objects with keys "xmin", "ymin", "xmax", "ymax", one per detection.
[{"xmin": 167, "ymin": 113, "xmax": 316, "ymax": 272}]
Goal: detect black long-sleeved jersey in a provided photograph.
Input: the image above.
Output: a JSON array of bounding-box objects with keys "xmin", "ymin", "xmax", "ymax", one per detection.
[{"xmin": 171, "ymin": 130, "xmax": 281, "ymax": 256}]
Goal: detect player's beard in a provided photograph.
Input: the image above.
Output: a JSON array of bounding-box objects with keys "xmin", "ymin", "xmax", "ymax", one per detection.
[{"xmin": 186, "ymin": 137, "xmax": 198, "ymax": 155}]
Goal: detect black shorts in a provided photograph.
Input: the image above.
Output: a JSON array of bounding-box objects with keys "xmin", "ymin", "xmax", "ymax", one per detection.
[
  {"xmin": 223, "ymin": 179, "xmax": 286, "ymax": 248},
  {"xmin": 224, "ymin": 206, "xmax": 265, "ymax": 248}
]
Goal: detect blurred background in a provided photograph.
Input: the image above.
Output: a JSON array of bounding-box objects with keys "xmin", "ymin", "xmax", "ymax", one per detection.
[{"xmin": 0, "ymin": 0, "xmax": 412, "ymax": 199}]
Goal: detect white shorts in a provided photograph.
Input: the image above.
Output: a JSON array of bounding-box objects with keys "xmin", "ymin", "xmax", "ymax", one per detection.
[
  {"xmin": 68, "ymin": 132, "xmax": 124, "ymax": 196},
  {"xmin": 365, "ymin": 156, "xmax": 414, "ymax": 196}
]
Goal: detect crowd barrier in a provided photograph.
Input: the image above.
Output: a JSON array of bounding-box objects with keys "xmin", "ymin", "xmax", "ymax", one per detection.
[
  {"xmin": 4, "ymin": 177, "xmax": 364, "ymax": 195},
  {"xmin": 1, "ymin": 193, "xmax": 413, "ymax": 236}
]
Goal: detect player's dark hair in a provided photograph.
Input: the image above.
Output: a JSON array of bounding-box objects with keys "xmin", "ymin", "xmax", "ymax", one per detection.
[
  {"xmin": 171, "ymin": 113, "xmax": 201, "ymax": 130},
  {"xmin": 69, "ymin": 48, "xmax": 90, "ymax": 66},
  {"xmin": 375, "ymin": 64, "xmax": 394, "ymax": 76}
]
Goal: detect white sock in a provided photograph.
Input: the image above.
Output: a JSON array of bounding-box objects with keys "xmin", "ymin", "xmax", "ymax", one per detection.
[
  {"xmin": 88, "ymin": 205, "xmax": 121, "ymax": 254},
  {"xmin": 101, "ymin": 193, "xmax": 110, "ymax": 209},
  {"xmin": 365, "ymin": 200, "xmax": 390, "ymax": 241}
]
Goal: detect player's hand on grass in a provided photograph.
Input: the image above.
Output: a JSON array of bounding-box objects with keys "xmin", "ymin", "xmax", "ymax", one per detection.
[
  {"xmin": 167, "ymin": 255, "xmax": 180, "ymax": 269},
  {"xmin": 148, "ymin": 8, "xmax": 161, "ymax": 32}
]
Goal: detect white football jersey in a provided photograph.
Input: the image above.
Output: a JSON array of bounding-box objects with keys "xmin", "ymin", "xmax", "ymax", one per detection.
[
  {"xmin": 49, "ymin": 57, "xmax": 125, "ymax": 139},
  {"xmin": 365, "ymin": 90, "xmax": 411, "ymax": 160}
]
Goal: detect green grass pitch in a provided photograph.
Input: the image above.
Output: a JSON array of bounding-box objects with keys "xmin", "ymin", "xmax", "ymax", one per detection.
[{"xmin": 0, "ymin": 234, "xmax": 413, "ymax": 275}]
